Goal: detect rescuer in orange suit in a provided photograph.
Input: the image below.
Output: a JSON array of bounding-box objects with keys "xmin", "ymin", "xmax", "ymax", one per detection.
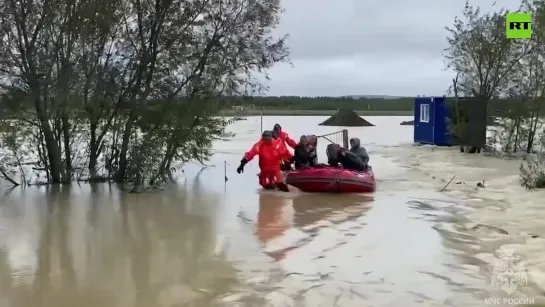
[
  {"xmin": 273, "ymin": 124, "xmax": 297, "ymax": 149},
  {"xmin": 272, "ymin": 129, "xmax": 294, "ymax": 171},
  {"xmin": 236, "ymin": 130, "xmax": 292, "ymax": 192}
]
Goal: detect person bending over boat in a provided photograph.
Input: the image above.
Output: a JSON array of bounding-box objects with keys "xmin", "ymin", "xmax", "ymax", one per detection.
[
  {"xmin": 326, "ymin": 143, "xmax": 366, "ymax": 172},
  {"xmin": 291, "ymin": 135, "xmax": 314, "ymax": 169},
  {"xmin": 237, "ymin": 130, "xmax": 292, "ymax": 192},
  {"xmin": 326, "ymin": 143, "xmax": 342, "ymax": 167},
  {"xmin": 273, "ymin": 124, "xmax": 297, "ymax": 149},
  {"xmin": 349, "ymin": 137, "xmax": 369, "ymax": 169}
]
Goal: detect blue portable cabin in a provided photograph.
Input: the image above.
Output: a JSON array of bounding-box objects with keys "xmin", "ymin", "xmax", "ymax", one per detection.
[{"xmin": 413, "ymin": 96, "xmax": 453, "ymax": 146}]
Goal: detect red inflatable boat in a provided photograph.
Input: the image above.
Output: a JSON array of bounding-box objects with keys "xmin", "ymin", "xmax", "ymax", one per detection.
[{"xmin": 285, "ymin": 165, "xmax": 376, "ymax": 193}]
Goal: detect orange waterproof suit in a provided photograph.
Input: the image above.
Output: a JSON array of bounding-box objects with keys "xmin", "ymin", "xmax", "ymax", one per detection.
[
  {"xmin": 277, "ymin": 130, "xmax": 297, "ymax": 149},
  {"xmin": 276, "ymin": 137, "xmax": 293, "ymax": 167},
  {"xmin": 244, "ymin": 138, "xmax": 292, "ymax": 188}
]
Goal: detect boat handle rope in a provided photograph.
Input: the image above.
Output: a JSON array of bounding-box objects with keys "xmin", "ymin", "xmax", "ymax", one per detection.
[
  {"xmin": 323, "ymin": 166, "xmax": 345, "ymax": 192},
  {"xmin": 323, "ymin": 166, "xmax": 370, "ymax": 191},
  {"xmin": 327, "ymin": 177, "xmax": 341, "ymax": 192},
  {"xmin": 318, "ymin": 135, "xmax": 334, "ymax": 144}
]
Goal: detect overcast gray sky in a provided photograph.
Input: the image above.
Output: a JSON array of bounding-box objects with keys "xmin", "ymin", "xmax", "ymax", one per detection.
[{"xmin": 262, "ymin": 0, "xmax": 520, "ymax": 97}]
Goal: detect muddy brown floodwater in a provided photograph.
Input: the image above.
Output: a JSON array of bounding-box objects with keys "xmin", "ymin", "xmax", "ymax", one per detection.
[{"xmin": 0, "ymin": 116, "xmax": 541, "ymax": 307}]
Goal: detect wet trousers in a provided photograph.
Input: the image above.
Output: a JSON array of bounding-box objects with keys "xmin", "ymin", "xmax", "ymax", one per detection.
[{"xmin": 258, "ymin": 169, "xmax": 284, "ymax": 189}]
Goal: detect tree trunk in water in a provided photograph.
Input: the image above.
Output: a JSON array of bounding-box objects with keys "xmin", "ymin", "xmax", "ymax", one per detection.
[
  {"xmin": 37, "ymin": 128, "xmax": 51, "ymax": 181},
  {"xmin": 42, "ymin": 125, "xmax": 64, "ymax": 183},
  {"xmin": 61, "ymin": 112, "xmax": 72, "ymax": 182},
  {"xmin": 526, "ymin": 113, "xmax": 539, "ymax": 153},
  {"xmin": 88, "ymin": 121, "xmax": 99, "ymax": 179},
  {"xmin": 115, "ymin": 113, "xmax": 136, "ymax": 182},
  {"xmin": 89, "ymin": 148, "xmax": 99, "ymax": 179},
  {"xmin": 152, "ymin": 141, "xmax": 175, "ymax": 184},
  {"xmin": 35, "ymin": 99, "xmax": 63, "ymax": 183}
]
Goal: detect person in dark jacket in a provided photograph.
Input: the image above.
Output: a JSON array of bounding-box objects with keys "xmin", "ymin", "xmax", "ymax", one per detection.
[
  {"xmin": 339, "ymin": 149, "xmax": 366, "ymax": 171},
  {"xmin": 326, "ymin": 143, "xmax": 340, "ymax": 166},
  {"xmin": 349, "ymin": 137, "xmax": 369, "ymax": 169},
  {"xmin": 307, "ymin": 135, "xmax": 318, "ymax": 164},
  {"xmin": 292, "ymin": 135, "xmax": 313, "ymax": 169},
  {"xmin": 326, "ymin": 143, "xmax": 365, "ymax": 172}
]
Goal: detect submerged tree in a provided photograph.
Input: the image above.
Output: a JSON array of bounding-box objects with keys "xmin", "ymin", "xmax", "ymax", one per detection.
[
  {"xmin": 518, "ymin": 0, "xmax": 545, "ymax": 188},
  {"xmin": 444, "ymin": 1, "xmax": 532, "ymax": 153},
  {"xmin": 112, "ymin": 0, "xmax": 289, "ymax": 190},
  {"xmin": 445, "ymin": 0, "xmax": 545, "ymax": 188},
  {"xmin": 445, "ymin": 2, "xmax": 531, "ymax": 100},
  {"xmin": 0, "ymin": 0, "xmax": 289, "ymax": 189}
]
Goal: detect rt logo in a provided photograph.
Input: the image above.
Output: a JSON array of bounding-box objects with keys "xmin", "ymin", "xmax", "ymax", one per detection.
[{"xmin": 506, "ymin": 13, "xmax": 532, "ymax": 39}]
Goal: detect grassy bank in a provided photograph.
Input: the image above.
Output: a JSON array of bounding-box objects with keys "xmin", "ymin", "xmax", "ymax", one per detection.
[{"xmin": 219, "ymin": 109, "xmax": 414, "ymax": 116}]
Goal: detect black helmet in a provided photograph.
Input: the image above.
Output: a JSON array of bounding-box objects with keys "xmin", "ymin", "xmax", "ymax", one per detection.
[
  {"xmin": 273, "ymin": 124, "xmax": 281, "ymax": 132},
  {"xmin": 262, "ymin": 130, "xmax": 273, "ymax": 138}
]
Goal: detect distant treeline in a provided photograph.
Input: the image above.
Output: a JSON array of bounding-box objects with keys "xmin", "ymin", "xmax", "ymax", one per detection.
[
  {"xmin": 231, "ymin": 96, "xmax": 414, "ymax": 111},
  {"xmin": 0, "ymin": 95, "xmax": 531, "ymax": 117},
  {"xmin": 228, "ymin": 96, "xmax": 529, "ymax": 117}
]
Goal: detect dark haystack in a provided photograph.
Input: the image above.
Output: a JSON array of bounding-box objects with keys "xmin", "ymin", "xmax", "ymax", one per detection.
[
  {"xmin": 319, "ymin": 109, "xmax": 374, "ymax": 127},
  {"xmin": 400, "ymin": 120, "xmax": 414, "ymax": 126}
]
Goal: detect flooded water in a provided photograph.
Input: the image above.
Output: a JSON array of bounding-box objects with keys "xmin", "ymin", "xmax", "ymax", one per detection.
[{"xmin": 0, "ymin": 116, "xmax": 543, "ymax": 307}]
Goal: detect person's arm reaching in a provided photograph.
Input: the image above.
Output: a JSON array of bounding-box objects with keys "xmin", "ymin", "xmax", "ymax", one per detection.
[
  {"xmin": 238, "ymin": 141, "xmax": 261, "ymax": 174},
  {"xmin": 280, "ymin": 145, "xmax": 293, "ymax": 161},
  {"xmin": 244, "ymin": 141, "xmax": 261, "ymax": 162},
  {"xmin": 277, "ymin": 143, "xmax": 293, "ymax": 171},
  {"xmin": 284, "ymin": 134, "xmax": 297, "ymax": 149}
]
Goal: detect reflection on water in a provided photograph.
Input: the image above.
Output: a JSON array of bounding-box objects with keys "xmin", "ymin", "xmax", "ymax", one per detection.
[
  {"xmin": 0, "ymin": 116, "xmax": 542, "ymax": 306},
  {"xmin": 292, "ymin": 194, "xmax": 373, "ymax": 230},
  {"xmin": 0, "ymin": 184, "xmax": 261, "ymax": 307},
  {"xmin": 255, "ymin": 194, "xmax": 294, "ymax": 261},
  {"xmin": 254, "ymin": 193, "xmax": 373, "ymax": 262}
]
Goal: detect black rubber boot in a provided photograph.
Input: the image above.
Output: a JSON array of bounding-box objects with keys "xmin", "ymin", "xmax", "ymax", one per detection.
[{"xmin": 276, "ymin": 182, "xmax": 289, "ymax": 192}]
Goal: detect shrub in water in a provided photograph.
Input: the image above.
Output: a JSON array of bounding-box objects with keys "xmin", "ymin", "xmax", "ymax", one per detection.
[{"xmin": 519, "ymin": 156, "xmax": 545, "ymax": 189}]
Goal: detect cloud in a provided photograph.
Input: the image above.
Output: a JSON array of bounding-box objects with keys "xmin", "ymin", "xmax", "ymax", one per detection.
[{"xmin": 262, "ymin": 0, "xmax": 521, "ymax": 96}]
